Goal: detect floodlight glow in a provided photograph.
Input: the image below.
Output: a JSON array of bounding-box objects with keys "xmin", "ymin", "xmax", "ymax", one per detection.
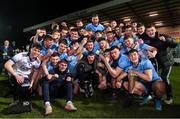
[
  {"xmin": 122, "ymin": 17, "xmax": 131, "ymax": 22},
  {"xmin": 148, "ymin": 11, "xmax": 159, "ymax": 17},
  {"xmin": 154, "ymin": 21, "xmax": 163, "ymax": 26}
]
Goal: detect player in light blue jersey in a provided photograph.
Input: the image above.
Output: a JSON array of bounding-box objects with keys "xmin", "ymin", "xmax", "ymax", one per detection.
[
  {"xmin": 123, "ymin": 49, "xmax": 165, "ymax": 111},
  {"xmin": 121, "ymin": 37, "xmax": 158, "ymax": 71},
  {"xmin": 99, "ymin": 46, "xmax": 131, "ymax": 99},
  {"xmin": 85, "ymin": 14, "xmax": 104, "ymax": 34},
  {"xmin": 106, "ymin": 31, "xmax": 120, "ymax": 48},
  {"xmin": 57, "ymin": 39, "xmax": 68, "ymax": 60}
]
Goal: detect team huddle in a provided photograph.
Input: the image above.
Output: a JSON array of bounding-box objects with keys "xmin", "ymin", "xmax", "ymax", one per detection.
[{"xmin": 2, "ymin": 14, "xmax": 178, "ymax": 115}]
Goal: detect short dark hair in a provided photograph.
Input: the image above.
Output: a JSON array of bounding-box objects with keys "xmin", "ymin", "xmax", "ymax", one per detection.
[
  {"xmin": 52, "ymin": 29, "xmax": 60, "ymax": 34},
  {"xmin": 124, "ymin": 35, "xmax": 133, "ymax": 41},
  {"xmin": 32, "ymin": 43, "xmax": 42, "ymax": 50},
  {"xmin": 128, "ymin": 49, "xmax": 138, "ymax": 55},
  {"xmin": 98, "ymin": 37, "xmax": 106, "ymax": 43},
  {"xmin": 88, "ymin": 51, "xmax": 95, "ymax": 56},
  {"xmin": 87, "ymin": 39, "xmax": 94, "ymax": 44},
  {"xmin": 92, "ymin": 14, "xmax": 98, "ymax": 17},
  {"xmin": 51, "ymin": 52, "xmax": 59, "ymax": 57},
  {"xmin": 146, "ymin": 23, "xmax": 156, "ymax": 29},
  {"xmin": 70, "ymin": 41, "xmax": 78, "ymax": 46},
  {"xmin": 70, "ymin": 28, "xmax": 78, "ymax": 32},
  {"xmin": 38, "ymin": 27, "xmax": 46, "ymax": 31},
  {"xmin": 137, "ymin": 23, "xmax": 145, "ymax": 28},
  {"xmin": 95, "ymin": 30, "xmax": 102, "ymax": 34},
  {"xmin": 110, "ymin": 46, "xmax": 119, "ymax": 51},
  {"xmin": 76, "ymin": 19, "xmax": 83, "ymax": 23},
  {"xmin": 104, "ymin": 48, "xmax": 111, "ymax": 53},
  {"xmin": 43, "ymin": 35, "xmax": 53, "ymax": 41},
  {"xmin": 125, "ymin": 25, "xmax": 133, "ymax": 29},
  {"xmin": 59, "ymin": 39, "xmax": 67, "ymax": 45},
  {"xmin": 59, "ymin": 59, "xmax": 68, "ymax": 64},
  {"xmin": 106, "ymin": 31, "xmax": 114, "ymax": 34}
]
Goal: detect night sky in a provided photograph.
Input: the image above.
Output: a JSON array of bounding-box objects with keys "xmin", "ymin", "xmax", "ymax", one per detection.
[{"xmin": 0, "ymin": 0, "xmax": 111, "ymax": 46}]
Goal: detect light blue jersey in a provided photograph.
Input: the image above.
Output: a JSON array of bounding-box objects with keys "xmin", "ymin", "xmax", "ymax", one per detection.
[
  {"xmin": 41, "ymin": 44, "xmax": 56, "ymax": 56},
  {"xmin": 65, "ymin": 36, "xmax": 72, "ymax": 48},
  {"xmin": 131, "ymin": 58, "xmax": 160, "ymax": 81},
  {"xmin": 67, "ymin": 54, "xmax": 78, "ymax": 73},
  {"xmin": 85, "ymin": 23, "xmax": 105, "ymax": 34},
  {"xmin": 114, "ymin": 54, "xmax": 131, "ymax": 72},
  {"xmin": 121, "ymin": 42, "xmax": 152, "ymax": 59},
  {"xmin": 59, "ymin": 52, "xmax": 68, "ymax": 60},
  {"xmin": 94, "ymin": 40, "xmax": 100, "ymax": 51},
  {"xmin": 109, "ymin": 39, "xmax": 120, "ymax": 48},
  {"xmin": 47, "ymin": 61, "xmax": 56, "ymax": 72}
]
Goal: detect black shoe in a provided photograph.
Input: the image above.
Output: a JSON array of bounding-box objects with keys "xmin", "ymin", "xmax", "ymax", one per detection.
[{"xmin": 3, "ymin": 101, "xmax": 32, "ymax": 114}]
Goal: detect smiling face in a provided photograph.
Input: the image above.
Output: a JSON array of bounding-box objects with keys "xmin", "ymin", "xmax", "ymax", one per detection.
[
  {"xmin": 146, "ymin": 26, "xmax": 156, "ymax": 38},
  {"xmin": 50, "ymin": 56, "xmax": 60, "ymax": 66},
  {"xmin": 106, "ymin": 32, "xmax": 114, "ymax": 42},
  {"xmin": 95, "ymin": 32, "xmax": 102, "ymax": 40},
  {"xmin": 125, "ymin": 26, "xmax": 133, "ymax": 36},
  {"xmin": 52, "ymin": 31, "xmax": 60, "ymax": 41},
  {"xmin": 86, "ymin": 41, "xmax": 94, "ymax": 51},
  {"xmin": 137, "ymin": 26, "xmax": 145, "ymax": 35},
  {"xmin": 70, "ymin": 30, "xmax": 79, "ymax": 41},
  {"xmin": 59, "ymin": 61, "xmax": 68, "ymax": 72},
  {"xmin": 110, "ymin": 48, "xmax": 120, "ymax": 60},
  {"xmin": 128, "ymin": 51, "xmax": 139, "ymax": 65},
  {"xmin": 99, "ymin": 40, "xmax": 107, "ymax": 50},
  {"xmin": 44, "ymin": 37, "xmax": 53, "ymax": 48},
  {"xmin": 60, "ymin": 29, "xmax": 68, "ymax": 39},
  {"xmin": 111, "ymin": 20, "xmax": 117, "ymax": 29},
  {"xmin": 30, "ymin": 47, "xmax": 41, "ymax": 59},
  {"xmin": 125, "ymin": 38, "xmax": 134, "ymax": 48},
  {"xmin": 37, "ymin": 29, "xmax": 46, "ymax": 37},
  {"xmin": 58, "ymin": 43, "xmax": 67, "ymax": 53},
  {"xmin": 71, "ymin": 42, "xmax": 79, "ymax": 51},
  {"xmin": 76, "ymin": 20, "xmax": 83, "ymax": 28}
]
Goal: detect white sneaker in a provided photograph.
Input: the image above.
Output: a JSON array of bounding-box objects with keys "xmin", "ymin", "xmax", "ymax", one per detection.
[
  {"xmin": 45, "ymin": 103, "xmax": 52, "ymax": 115},
  {"xmin": 164, "ymin": 98, "xmax": 173, "ymax": 104},
  {"xmin": 65, "ymin": 101, "xmax": 77, "ymax": 111},
  {"xmin": 79, "ymin": 87, "xmax": 85, "ymax": 93},
  {"xmin": 139, "ymin": 95, "xmax": 152, "ymax": 106},
  {"xmin": 9, "ymin": 100, "xmax": 19, "ymax": 107}
]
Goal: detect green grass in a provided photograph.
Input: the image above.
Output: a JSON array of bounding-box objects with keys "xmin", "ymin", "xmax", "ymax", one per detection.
[{"xmin": 0, "ymin": 66, "xmax": 180, "ymax": 118}]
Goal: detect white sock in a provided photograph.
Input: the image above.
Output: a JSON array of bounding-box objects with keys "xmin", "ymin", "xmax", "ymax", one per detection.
[
  {"xmin": 67, "ymin": 101, "xmax": 72, "ymax": 104},
  {"xmin": 23, "ymin": 101, "xmax": 30, "ymax": 106},
  {"xmin": 45, "ymin": 101, "xmax": 50, "ymax": 105}
]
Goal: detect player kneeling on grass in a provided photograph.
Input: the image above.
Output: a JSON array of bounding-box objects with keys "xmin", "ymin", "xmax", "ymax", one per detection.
[
  {"xmin": 3, "ymin": 43, "xmax": 42, "ymax": 114},
  {"xmin": 42, "ymin": 55, "xmax": 77, "ymax": 115},
  {"xmin": 123, "ymin": 49, "xmax": 165, "ymax": 111}
]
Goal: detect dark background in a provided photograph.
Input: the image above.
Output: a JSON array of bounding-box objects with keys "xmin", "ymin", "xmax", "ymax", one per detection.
[{"xmin": 0, "ymin": 0, "xmax": 111, "ymax": 46}]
